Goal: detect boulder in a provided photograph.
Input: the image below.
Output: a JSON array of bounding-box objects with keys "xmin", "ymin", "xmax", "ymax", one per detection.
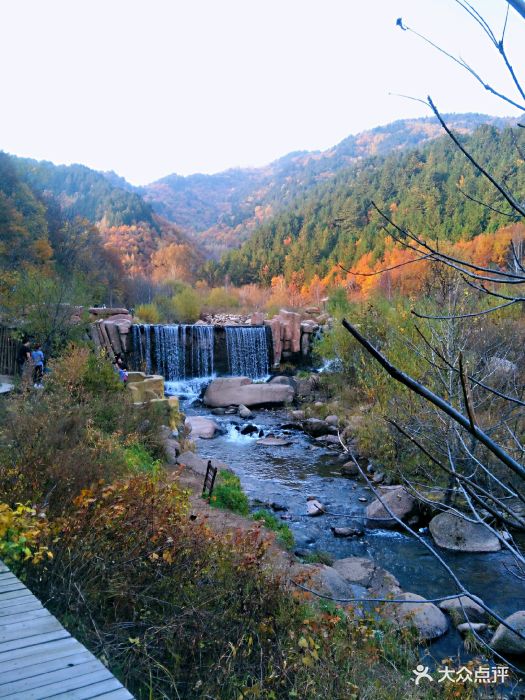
[
  {"xmin": 238, "ymin": 404, "xmax": 253, "ymax": 419},
  {"xmin": 127, "ymin": 374, "xmax": 165, "ymax": 403},
  {"xmin": 387, "ymin": 592, "xmax": 449, "ymax": 641},
  {"xmin": 176, "ymin": 451, "xmax": 228, "ymax": 477},
  {"xmin": 292, "ymin": 564, "xmax": 367, "ymax": 602},
  {"xmin": 333, "ymin": 557, "xmax": 401, "ymax": 597},
  {"xmin": 341, "ymin": 462, "xmax": 359, "ymax": 477},
  {"xmin": 250, "ymin": 312, "xmax": 265, "ymax": 325},
  {"xmin": 365, "ymin": 486, "xmax": 418, "ymax": 529},
  {"xmin": 302, "ymin": 418, "xmax": 333, "ymax": 437},
  {"xmin": 491, "ymin": 611, "xmax": 525, "ymax": 656},
  {"xmin": 331, "ymin": 527, "xmax": 363, "ymax": 538},
  {"xmin": 163, "ymin": 437, "xmax": 181, "ymax": 464},
  {"xmin": 315, "ymin": 435, "xmax": 341, "ymax": 446},
  {"xmin": 325, "ymin": 415, "xmax": 339, "ymax": 426},
  {"xmin": 185, "ymin": 416, "xmax": 219, "ymax": 439},
  {"xmin": 269, "ymin": 375, "xmax": 297, "ymax": 391},
  {"xmin": 429, "ymin": 512, "xmax": 501, "ymax": 552},
  {"xmin": 256, "ymin": 437, "xmax": 292, "ymax": 446},
  {"xmin": 203, "ymin": 377, "xmax": 294, "ymax": 407},
  {"xmin": 89, "ymin": 306, "xmax": 129, "ymax": 318},
  {"xmin": 457, "ymin": 622, "xmax": 488, "ymax": 636},
  {"xmin": 103, "ymin": 321, "xmax": 123, "ymax": 355},
  {"xmin": 438, "ymin": 595, "xmax": 487, "ymax": 623},
  {"xmin": 291, "ymin": 410, "xmax": 305, "ymax": 421},
  {"xmin": 306, "ymin": 499, "xmax": 325, "ymax": 516}
]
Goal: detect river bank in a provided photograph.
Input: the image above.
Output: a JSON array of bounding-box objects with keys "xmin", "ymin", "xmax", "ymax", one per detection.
[{"xmin": 177, "ymin": 397, "xmax": 525, "ymax": 671}]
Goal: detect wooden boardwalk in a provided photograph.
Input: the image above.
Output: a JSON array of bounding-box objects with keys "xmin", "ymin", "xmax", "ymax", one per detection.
[{"xmin": 0, "ymin": 560, "xmax": 134, "ymax": 700}]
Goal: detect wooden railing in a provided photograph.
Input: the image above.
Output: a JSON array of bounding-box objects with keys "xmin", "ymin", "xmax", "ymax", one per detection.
[{"xmin": 0, "ymin": 327, "xmax": 18, "ymax": 376}]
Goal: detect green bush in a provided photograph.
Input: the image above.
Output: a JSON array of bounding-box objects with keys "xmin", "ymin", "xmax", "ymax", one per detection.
[
  {"xmin": 205, "ymin": 286, "xmax": 240, "ymax": 311},
  {"xmin": 211, "ymin": 470, "xmax": 249, "ymax": 515},
  {"xmin": 135, "ymin": 302, "xmax": 160, "ymax": 323},
  {"xmin": 172, "ymin": 287, "xmax": 201, "ymax": 323},
  {"xmin": 252, "ymin": 509, "xmax": 294, "ymax": 549},
  {"xmin": 123, "ymin": 443, "xmax": 162, "ymax": 476}
]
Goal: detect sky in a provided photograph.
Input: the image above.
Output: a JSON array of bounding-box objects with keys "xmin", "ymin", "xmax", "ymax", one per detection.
[{"xmin": 0, "ymin": 0, "xmax": 523, "ymax": 185}]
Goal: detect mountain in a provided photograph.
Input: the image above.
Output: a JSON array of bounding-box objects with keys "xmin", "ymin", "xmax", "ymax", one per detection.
[
  {"xmin": 212, "ymin": 122, "xmax": 525, "ymax": 286},
  {"xmin": 141, "ymin": 113, "xmax": 515, "ymax": 257},
  {"xmin": 6, "ymin": 156, "xmax": 201, "ymax": 277}
]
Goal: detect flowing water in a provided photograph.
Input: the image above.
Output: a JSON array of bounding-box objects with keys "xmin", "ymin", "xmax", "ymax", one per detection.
[
  {"xmin": 225, "ymin": 326, "xmax": 269, "ymax": 378},
  {"xmin": 130, "ymin": 324, "xmax": 270, "ymax": 380},
  {"xmin": 183, "ymin": 402, "xmax": 525, "ymax": 669}
]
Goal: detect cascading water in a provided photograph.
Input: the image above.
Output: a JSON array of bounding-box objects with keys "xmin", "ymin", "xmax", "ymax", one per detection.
[
  {"xmin": 225, "ymin": 326, "xmax": 269, "ymax": 379},
  {"xmin": 133, "ymin": 324, "xmax": 215, "ymax": 380},
  {"xmin": 131, "ymin": 324, "xmax": 270, "ymax": 392},
  {"xmin": 190, "ymin": 325, "xmax": 214, "ymax": 378}
]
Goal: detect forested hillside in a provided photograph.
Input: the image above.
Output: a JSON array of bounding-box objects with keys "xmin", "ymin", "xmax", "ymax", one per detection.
[
  {"xmin": 0, "ymin": 151, "xmax": 125, "ymax": 294},
  {"xmin": 213, "ymin": 124, "xmax": 525, "ymax": 286},
  {"xmin": 0, "ymin": 153, "xmax": 202, "ymax": 281},
  {"xmin": 142, "ymin": 114, "xmax": 514, "ymax": 257}
]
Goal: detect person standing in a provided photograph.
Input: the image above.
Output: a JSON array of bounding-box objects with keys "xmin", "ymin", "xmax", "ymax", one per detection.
[
  {"xmin": 31, "ymin": 343, "xmax": 45, "ymax": 387},
  {"xmin": 16, "ymin": 340, "xmax": 31, "ymax": 376}
]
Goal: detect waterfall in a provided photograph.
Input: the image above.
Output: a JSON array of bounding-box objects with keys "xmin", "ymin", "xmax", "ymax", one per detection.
[
  {"xmin": 131, "ymin": 324, "xmax": 215, "ymax": 380},
  {"xmin": 131, "ymin": 323, "xmax": 270, "ymax": 381},
  {"xmin": 191, "ymin": 325, "xmax": 214, "ymax": 378},
  {"xmin": 225, "ymin": 326, "xmax": 269, "ymax": 379}
]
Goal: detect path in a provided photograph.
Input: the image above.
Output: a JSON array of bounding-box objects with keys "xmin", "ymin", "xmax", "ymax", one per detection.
[{"xmin": 0, "ymin": 560, "xmax": 134, "ymax": 700}]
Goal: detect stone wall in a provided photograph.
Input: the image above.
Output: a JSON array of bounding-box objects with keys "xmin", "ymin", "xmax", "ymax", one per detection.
[
  {"xmin": 88, "ymin": 308, "xmax": 132, "ymax": 359},
  {"xmin": 91, "ymin": 306, "xmax": 330, "ymax": 370},
  {"xmin": 258, "ymin": 308, "xmax": 330, "ymax": 366}
]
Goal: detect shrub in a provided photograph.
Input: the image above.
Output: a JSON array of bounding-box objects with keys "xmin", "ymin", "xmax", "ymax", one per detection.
[
  {"xmin": 0, "ymin": 346, "xmax": 164, "ymax": 515},
  {"xmin": 252, "ymin": 509, "xmax": 294, "ymax": 549},
  {"xmin": 0, "ymin": 503, "xmax": 52, "ymax": 570},
  {"xmin": 135, "ymin": 302, "xmax": 160, "ymax": 323},
  {"xmin": 205, "ymin": 286, "xmax": 240, "ymax": 312},
  {"xmin": 123, "ymin": 442, "xmax": 162, "ymax": 476},
  {"xmin": 22, "ymin": 474, "xmax": 447, "ymax": 700},
  {"xmin": 172, "ymin": 287, "xmax": 202, "ymax": 322},
  {"xmin": 210, "ymin": 470, "xmax": 249, "ymax": 515}
]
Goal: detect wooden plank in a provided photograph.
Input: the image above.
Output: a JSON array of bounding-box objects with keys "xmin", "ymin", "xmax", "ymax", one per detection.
[
  {"xmin": 0, "ymin": 658, "xmax": 112, "ymax": 697},
  {"xmin": 0, "ymin": 581, "xmax": 27, "ymax": 594},
  {"xmin": 0, "ymin": 599, "xmax": 43, "ymax": 618},
  {"xmin": 0, "ymin": 562, "xmax": 134, "ymax": 699},
  {"xmin": 96, "ymin": 689, "xmax": 135, "ymax": 700},
  {"xmin": 0, "ymin": 666, "xmax": 114, "ymax": 700},
  {"xmin": 45, "ymin": 678, "xmax": 127, "ymax": 700},
  {"xmin": 0, "ymin": 615, "xmax": 63, "ymax": 643},
  {"xmin": 0, "ymin": 573, "xmax": 17, "ymax": 582},
  {"xmin": 0, "ymin": 589, "xmax": 32, "ymax": 603},
  {"xmin": 0, "ymin": 608, "xmax": 49, "ymax": 628},
  {"xmin": 0, "ymin": 649, "xmax": 93, "ymax": 685},
  {"xmin": 0, "ymin": 629, "xmax": 70, "ymax": 654},
  {"xmin": 0, "ymin": 637, "xmax": 83, "ymax": 668}
]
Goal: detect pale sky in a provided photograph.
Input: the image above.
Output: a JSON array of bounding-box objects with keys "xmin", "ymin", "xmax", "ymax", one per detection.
[{"xmin": 0, "ymin": 0, "xmax": 523, "ymax": 185}]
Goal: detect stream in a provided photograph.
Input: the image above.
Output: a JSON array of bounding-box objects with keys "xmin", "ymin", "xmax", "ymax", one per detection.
[{"xmin": 175, "ymin": 392, "xmax": 525, "ymax": 670}]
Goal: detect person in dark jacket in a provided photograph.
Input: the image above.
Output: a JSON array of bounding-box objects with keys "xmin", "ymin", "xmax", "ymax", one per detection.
[{"xmin": 16, "ymin": 340, "xmax": 31, "ymax": 376}]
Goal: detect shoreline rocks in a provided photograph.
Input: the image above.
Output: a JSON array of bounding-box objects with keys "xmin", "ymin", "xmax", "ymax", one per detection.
[
  {"xmin": 429, "ymin": 512, "xmax": 501, "ymax": 552},
  {"xmin": 365, "ymin": 486, "xmax": 418, "ymax": 529},
  {"xmin": 491, "ymin": 611, "xmax": 525, "ymax": 656},
  {"xmin": 438, "ymin": 595, "xmax": 487, "ymax": 623},
  {"xmin": 203, "ymin": 377, "xmax": 295, "ymax": 408},
  {"xmin": 386, "ymin": 592, "xmax": 449, "ymax": 641},
  {"xmin": 185, "ymin": 415, "xmax": 220, "ymax": 439}
]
